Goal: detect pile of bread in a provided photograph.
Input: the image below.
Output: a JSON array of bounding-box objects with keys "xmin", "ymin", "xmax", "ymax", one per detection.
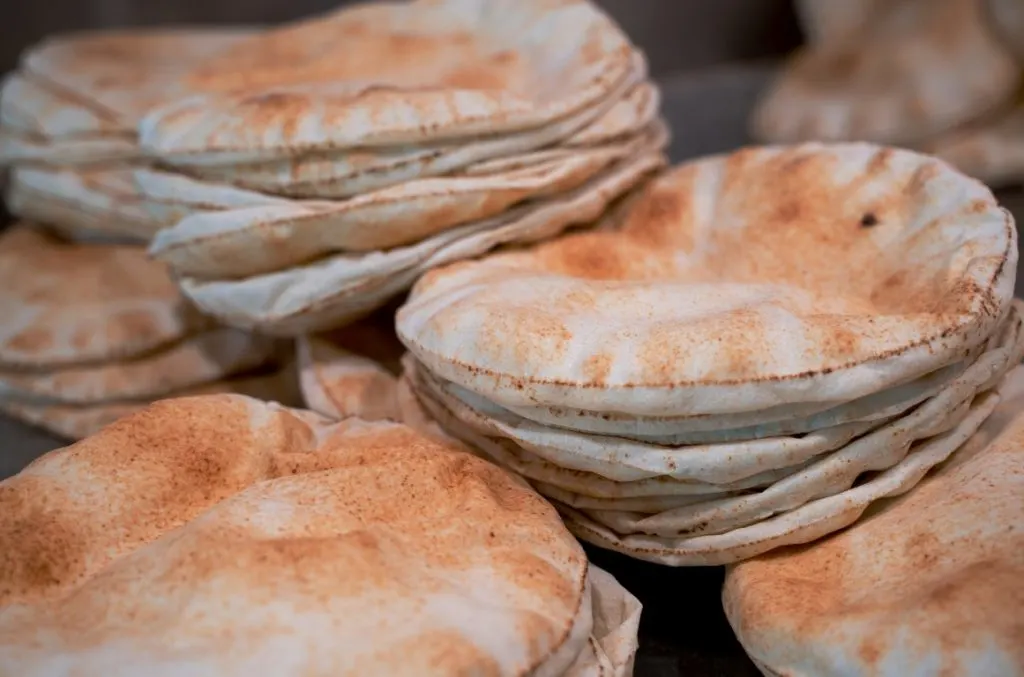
[
  {"xmin": 0, "ymin": 0, "xmax": 665, "ymax": 433},
  {"xmin": 396, "ymin": 142, "xmax": 1022, "ymax": 569},
  {"xmin": 0, "ymin": 1, "xmax": 1021, "ymax": 676}
]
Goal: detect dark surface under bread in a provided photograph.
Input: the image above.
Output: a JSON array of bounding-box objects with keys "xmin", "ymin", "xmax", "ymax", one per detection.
[{"xmin": 1, "ymin": 64, "xmax": 1021, "ymax": 677}]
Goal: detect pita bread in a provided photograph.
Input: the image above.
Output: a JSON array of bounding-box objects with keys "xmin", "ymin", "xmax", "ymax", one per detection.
[
  {"xmin": 131, "ymin": 165, "xmax": 291, "ymax": 226},
  {"xmin": 178, "ymin": 149, "xmax": 666, "ymax": 335},
  {"xmin": 0, "ymin": 395, "xmax": 638, "ymax": 675},
  {"xmin": 571, "ymin": 313, "xmax": 1021, "ymax": 538},
  {"xmin": 794, "ymin": 0, "xmax": 883, "ymax": 44},
  {"xmin": 751, "ymin": 0, "xmax": 1020, "ymax": 145},
  {"xmin": 925, "ymin": 105, "xmax": 1024, "ymax": 188},
  {"xmin": 0, "ymin": 328, "xmax": 281, "ymax": 405},
  {"xmin": 404, "ymin": 307, "xmax": 1022, "ymax": 508},
  {"xmin": 404, "ymin": 351, "xmax": 882, "ymax": 484},
  {"xmin": 577, "ymin": 393, "xmax": 975, "ymax": 536},
  {"xmin": 427, "ymin": 338, "xmax": 986, "ymax": 443},
  {"xmin": 134, "ymin": 116, "xmax": 666, "ymax": 248},
  {"xmin": 571, "ymin": 564, "xmax": 642, "ymax": 677},
  {"xmin": 407, "ymin": 360, "xmax": 817, "ymax": 501},
  {"xmin": 5, "ymin": 185, "xmax": 151, "ymax": 244},
  {"xmin": 395, "ymin": 367, "xmax": 454, "ymax": 442},
  {"xmin": 297, "ymin": 308, "xmax": 405, "ymax": 424},
  {"xmin": 149, "ymin": 125, "xmax": 663, "ymax": 280},
  {"xmin": 138, "ymin": 0, "xmax": 635, "ymax": 161},
  {"xmin": 566, "ymin": 81, "xmax": 661, "ymax": 148},
  {"xmin": 20, "ymin": 27, "xmax": 254, "ymax": 127},
  {"xmin": 415, "ymin": 362, "xmax": 856, "ymax": 487},
  {"xmin": 0, "ymin": 225, "xmax": 207, "ymax": 368},
  {"xmin": 396, "ymin": 143, "xmax": 1017, "ymax": 418},
  {"xmin": 0, "ymin": 72, "xmax": 123, "ymax": 138},
  {"xmin": 527, "ymin": 483, "xmax": 745, "ymax": 514},
  {"xmin": 558, "ymin": 386, "xmax": 1001, "ymax": 566},
  {"xmin": 0, "ymin": 129, "xmax": 141, "ymax": 166},
  {"xmin": 723, "ymin": 366, "xmax": 1024, "ymax": 676},
  {"xmin": 0, "ymin": 364, "xmax": 301, "ymax": 440},
  {"xmin": 298, "ymin": 322, "xmax": 402, "ymax": 421},
  {"xmin": 6, "ymin": 166, "xmax": 165, "ymax": 241},
  {"xmin": 169, "ymin": 71, "xmax": 654, "ymax": 198}
]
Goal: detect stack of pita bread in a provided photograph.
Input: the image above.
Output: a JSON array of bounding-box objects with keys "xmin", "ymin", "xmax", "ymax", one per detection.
[
  {"xmin": 135, "ymin": 0, "xmax": 668, "ymax": 335},
  {"xmin": 395, "ymin": 142, "xmax": 1022, "ymax": 566},
  {"xmin": 755, "ymin": 0, "xmax": 1024, "ymax": 189},
  {"xmin": 723, "ymin": 364, "xmax": 1024, "ymax": 676},
  {"xmin": 0, "ymin": 394, "xmax": 641, "ymax": 676},
  {"xmin": 0, "ymin": 27, "xmax": 253, "ymax": 242},
  {"xmin": 0, "ymin": 225, "xmax": 296, "ymax": 440}
]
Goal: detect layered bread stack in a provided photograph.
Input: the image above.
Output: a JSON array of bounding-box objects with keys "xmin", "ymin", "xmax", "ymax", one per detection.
[
  {"xmin": 754, "ymin": 0, "xmax": 1024, "ymax": 189},
  {"xmin": 0, "ymin": 394, "xmax": 641, "ymax": 676},
  {"xmin": 396, "ymin": 142, "xmax": 1021, "ymax": 565},
  {"xmin": 0, "ymin": 225, "xmax": 295, "ymax": 439},
  {"xmin": 0, "ymin": 30, "xmax": 290, "ymax": 442},
  {"xmin": 136, "ymin": 0, "xmax": 667, "ymax": 335},
  {"xmin": 0, "ymin": 28, "xmax": 252, "ymax": 241}
]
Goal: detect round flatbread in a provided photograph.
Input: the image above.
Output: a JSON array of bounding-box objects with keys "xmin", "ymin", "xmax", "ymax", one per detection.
[
  {"xmin": 20, "ymin": 27, "xmax": 254, "ymax": 128},
  {"xmin": 297, "ymin": 316, "xmax": 403, "ymax": 422},
  {"xmin": 148, "ymin": 129, "xmax": 656, "ymax": 278},
  {"xmin": 723, "ymin": 365, "xmax": 1024, "ymax": 676},
  {"xmin": 166, "ymin": 74, "xmax": 655, "ymax": 198},
  {"xmin": 0, "ymin": 328, "xmax": 281, "ymax": 405},
  {"xmin": 0, "ymin": 72, "xmax": 123, "ymax": 138},
  {"xmin": 403, "ymin": 304, "xmax": 1022, "ymax": 514},
  {"xmin": 556, "ymin": 386, "xmax": 1002, "ymax": 565},
  {"xmin": 0, "ymin": 363, "xmax": 301, "ymax": 440},
  {"xmin": 176, "ymin": 149, "xmax": 665, "ymax": 335},
  {"xmin": 0, "ymin": 225, "xmax": 207, "ymax": 368},
  {"xmin": 138, "ymin": 0, "xmax": 635, "ymax": 158},
  {"xmin": 0, "ymin": 394, "xmax": 628, "ymax": 676},
  {"xmin": 6, "ymin": 166, "xmax": 165, "ymax": 242},
  {"xmin": 397, "ymin": 143, "xmax": 1016, "ymax": 418}
]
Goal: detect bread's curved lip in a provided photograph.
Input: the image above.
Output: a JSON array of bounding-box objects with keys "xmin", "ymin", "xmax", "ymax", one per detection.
[{"xmin": 169, "ymin": 150, "xmax": 666, "ymax": 336}]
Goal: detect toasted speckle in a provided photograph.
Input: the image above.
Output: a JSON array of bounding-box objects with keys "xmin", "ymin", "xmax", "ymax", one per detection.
[
  {"xmin": 395, "ymin": 143, "xmax": 1014, "ymax": 412},
  {"xmin": 724, "ymin": 394, "xmax": 1024, "ymax": 676},
  {"xmin": 0, "ymin": 395, "xmax": 590, "ymax": 674},
  {"xmin": 0, "ymin": 225, "xmax": 195, "ymax": 368}
]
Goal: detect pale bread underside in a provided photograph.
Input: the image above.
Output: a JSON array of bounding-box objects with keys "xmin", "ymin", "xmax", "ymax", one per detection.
[
  {"xmin": 148, "ymin": 122, "xmax": 666, "ymax": 280},
  {"xmin": 177, "ymin": 148, "xmax": 666, "ymax": 335}
]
